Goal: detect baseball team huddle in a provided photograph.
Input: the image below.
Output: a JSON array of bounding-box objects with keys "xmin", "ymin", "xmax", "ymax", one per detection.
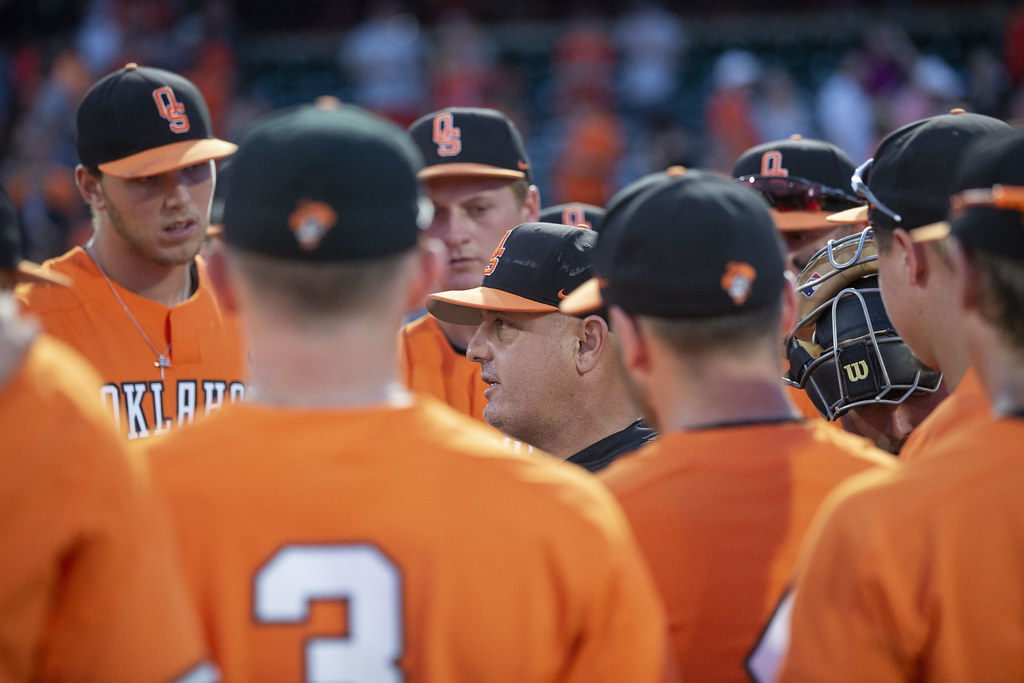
[{"xmin": 2, "ymin": 59, "xmax": 1024, "ymax": 681}]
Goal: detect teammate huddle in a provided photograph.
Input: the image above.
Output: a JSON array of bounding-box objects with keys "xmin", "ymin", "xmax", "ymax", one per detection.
[{"xmin": 4, "ymin": 59, "xmax": 1024, "ymax": 681}]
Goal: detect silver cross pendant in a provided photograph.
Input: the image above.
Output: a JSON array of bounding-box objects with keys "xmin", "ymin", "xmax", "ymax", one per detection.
[{"xmin": 155, "ymin": 355, "xmax": 171, "ymax": 380}]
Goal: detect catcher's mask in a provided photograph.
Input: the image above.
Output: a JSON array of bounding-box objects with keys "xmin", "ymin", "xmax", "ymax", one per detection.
[{"xmin": 785, "ymin": 228, "xmax": 942, "ymax": 420}]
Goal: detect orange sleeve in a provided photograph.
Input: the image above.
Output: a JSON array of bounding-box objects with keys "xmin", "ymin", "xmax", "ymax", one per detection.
[{"xmin": 0, "ymin": 336, "xmax": 214, "ymax": 682}]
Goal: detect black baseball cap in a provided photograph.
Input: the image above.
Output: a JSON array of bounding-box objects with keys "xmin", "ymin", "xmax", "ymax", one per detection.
[
  {"xmin": 560, "ymin": 167, "xmax": 785, "ymax": 319},
  {"xmin": 732, "ymin": 135, "xmax": 863, "ymax": 231},
  {"xmin": 76, "ymin": 62, "xmax": 236, "ymax": 179},
  {"xmin": 408, "ymin": 107, "xmax": 532, "ymax": 184},
  {"xmin": 426, "ymin": 222, "xmax": 596, "ymax": 325},
  {"xmin": 0, "ymin": 184, "xmax": 70, "ymax": 286},
  {"xmin": 912, "ymin": 129, "xmax": 1024, "ymax": 260},
  {"xmin": 539, "ymin": 202, "xmax": 605, "ymax": 231},
  {"xmin": 222, "ymin": 99, "xmax": 430, "ymax": 261},
  {"xmin": 828, "ymin": 109, "xmax": 1011, "ymax": 231}
]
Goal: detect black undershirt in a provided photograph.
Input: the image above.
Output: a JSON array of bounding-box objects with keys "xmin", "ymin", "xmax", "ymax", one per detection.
[{"xmin": 567, "ymin": 419, "xmax": 658, "ymax": 473}]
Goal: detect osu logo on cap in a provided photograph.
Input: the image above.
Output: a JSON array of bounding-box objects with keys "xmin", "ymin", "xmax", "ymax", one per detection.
[
  {"xmin": 288, "ymin": 200, "xmax": 337, "ymax": 251},
  {"xmin": 483, "ymin": 229, "xmax": 512, "ymax": 275},
  {"xmin": 760, "ymin": 151, "xmax": 788, "ymax": 177},
  {"xmin": 432, "ymin": 113, "xmax": 461, "ymax": 157},
  {"xmin": 721, "ymin": 261, "xmax": 757, "ymax": 305},
  {"xmin": 562, "ymin": 205, "xmax": 592, "ymax": 230},
  {"xmin": 152, "ymin": 86, "xmax": 190, "ymax": 133}
]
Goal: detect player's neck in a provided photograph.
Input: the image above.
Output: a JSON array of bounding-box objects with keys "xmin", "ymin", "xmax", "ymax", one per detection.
[
  {"xmin": 245, "ymin": 322, "xmax": 408, "ymax": 409},
  {"xmin": 85, "ymin": 237, "xmax": 192, "ymax": 308},
  {"xmin": 653, "ymin": 355, "xmax": 801, "ymax": 433}
]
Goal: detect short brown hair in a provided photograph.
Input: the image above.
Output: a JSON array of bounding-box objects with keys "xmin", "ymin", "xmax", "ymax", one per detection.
[
  {"xmin": 227, "ymin": 247, "xmax": 415, "ymax": 322},
  {"xmin": 970, "ymin": 248, "xmax": 1024, "ymax": 355}
]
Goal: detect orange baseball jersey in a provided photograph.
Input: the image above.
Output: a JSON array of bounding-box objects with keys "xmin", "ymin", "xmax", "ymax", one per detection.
[
  {"xmin": 774, "ymin": 416, "xmax": 1024, "ymax": 681},
  {"xmin": 397, "ymin": 313, "xmax": 488, "ymax": 421},
  {"xmin": 1, "ymin": 334, "xmax": 214, "ymax": 682},
  {"xmin": 899, "ymin": 366, "xmax": 990, "ymax": 463},
  {"xmin": 599, "ymin": 419, "xmax": 895, "ymax": 680},
  {"xmin": 786, "ymin": 382, "xmax": 823, "ymax": 420},
  {"xmin": 17, "ymin": 246, "xmax": 247, "ymax": 439},
  {"xmin": 146, "ymin": 396, "xmax": 668, "ymax": 682}
]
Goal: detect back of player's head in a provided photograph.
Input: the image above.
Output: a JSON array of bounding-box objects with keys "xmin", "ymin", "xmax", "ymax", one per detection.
[
  {"xmin": 221, "ymin": 98, "xmax": 431, "ymax": 316},
  {"xmin": 560, "ymin": 167, "xmax": 785, "ymax": 338},
  {"xmin": 785, "ymin": 229, "xmax": 942, "ymax": 420},
  {"xmin": 222, "ymin": 98, "xmax": 429, "ymax": 262},
  {"xmin": 837, "ymin": 109, "xmax": 1011, "ymax": 241}
]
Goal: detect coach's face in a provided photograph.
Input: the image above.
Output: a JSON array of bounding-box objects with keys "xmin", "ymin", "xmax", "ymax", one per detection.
[
  {"xmin": 467, "ymin": 309, "xmax": 579, "ymax": 446},
  {"xmin": 423, "ymin": 177, "xmax": 539, "ymax": 291}
]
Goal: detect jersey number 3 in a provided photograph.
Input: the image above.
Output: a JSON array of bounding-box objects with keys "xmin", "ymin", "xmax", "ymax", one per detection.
[{"xmin": 255, "ymin": 544, "xmax": 403, "ymax": 682}]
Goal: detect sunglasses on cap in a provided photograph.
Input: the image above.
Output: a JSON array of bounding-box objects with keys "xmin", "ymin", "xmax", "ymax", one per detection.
[
  {"xmin": 735, "ymin": 175, "xmax": 861, "ymax": 213},
  {"xmin": 851, "ymin": 158, "xmax": 902, "ymax": 224},
  {"xmin": 949, "ymin": 184, "xmax": 1024, "ymax": 218}
]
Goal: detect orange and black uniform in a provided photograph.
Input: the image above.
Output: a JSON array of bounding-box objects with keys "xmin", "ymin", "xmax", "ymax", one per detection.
[
  {"xmin": 146, "ymin": 396, "xmax": 668, "ymax": 681},
  {"xmin": 17, "ymin": 247, "xmax": 247, "ymax": 439},
  {"xmin": 398, "ymin": 314, "xmax": 487, "ymax": 421},
  {"xmin": 899, "ymin": 366, "xmax": 990, "ymax": 463},
  {"xmin": 600, "ymin": 419, "xmax": 895, "ymax": 679},
  {"xmin": 779, "ymin": 415, "xmax": 1024, "ymax": 680},
  {"xmin": 1, "ymin": 335, "xmax": 213, "ymax": 681}
]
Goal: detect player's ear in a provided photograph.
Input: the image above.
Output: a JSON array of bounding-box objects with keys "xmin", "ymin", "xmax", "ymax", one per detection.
[
  {"xmin": 75, "ymin": 165, "xmax": 105, "ymax": 211},
  {"xmin": 406, "ymin": 236, "xmax": 444, "ymax": 311},
  {"xmin": 892, "ymin": 228, "xmax": 927, "ymax": 287},
  {"xmin": 574, "ymin": 314, "xmax": 609, "ymax": 375},
  {"xmin": 523, "ymin": 185, "xmax": 541, "ymax": 222},
  {"xmin": 609, "ymin": 306, "xmax": 648, "ymax": 374}
]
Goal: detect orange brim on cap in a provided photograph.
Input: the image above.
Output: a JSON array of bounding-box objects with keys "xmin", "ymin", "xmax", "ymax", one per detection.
[
  {"xmin": 773, "ymin": 208, "xmax": 866, "ymax": 231},
  {"xmin": 99, "ymin": 138, "xmax": 238, "ymax": 179},
  {"xmin": 419, "ymin": 163, "xmax": 527, "ymax": 182},
  {"xmin": 16, "ymin": 260, "xmax": 71, "ymax": 287},
  {"xmin": 826, "ymin": 205, "xmax": 869, "ymax": 224},
  {"xmin": 426, "ymin": 286, "xmax": 557, "ymax": 325},
  {"xmin": 558, "ymin": 277, "xmax": 603, "ymax": 315},
  {"xmin": 910, "ymin": 220, "xmax": 952, "ymax": 243}
]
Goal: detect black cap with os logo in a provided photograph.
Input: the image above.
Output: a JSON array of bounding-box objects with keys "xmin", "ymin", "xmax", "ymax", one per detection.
[
  {"xmin": 76, "ymin": 62, "xmax": 237, "ymax": 179},
  {"xmin": 408, "ymin": 107, "xmax": 532, "ymax": 184}
]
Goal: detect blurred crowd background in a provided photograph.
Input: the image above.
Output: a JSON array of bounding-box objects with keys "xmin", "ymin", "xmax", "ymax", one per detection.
[{"xmin": 2, "ymin": 0, "xmax": 1023, "ymax": 263}]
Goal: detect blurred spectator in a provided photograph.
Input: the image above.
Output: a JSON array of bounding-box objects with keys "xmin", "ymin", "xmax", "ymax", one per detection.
[
  {"xmin": 816, "ymin": 48, "xmax": 876, "ymax": 164},
  {"xmin": 1004, "ymin": 1, "xmax": 1024, "ymax": 85},
  {"xmin": 338, "ymin": 0, "xmax": 429, "ymax": 126},
  {"xmin": 966, "ymin": 45, "xmax": 1012, "ymax": 118},
  {"xmin": 703, "ymin": 48, "xmax": 761, "ymax": 173},
  {"xmin": 550, "ymin": 100, "xmax": 625, "ymax": 206},
  {"xmin": 6, "ymin": 49, "xmax": 92, "ymax": 261},
  {"xmin": 430, "ymin": 9, "xmax": 497, "ymax": 108},
  {"xmin": 752, "ymin": 63, "xmax": 815, "ymax": 143},
  {"xmin": 550, "ymin": 9, "xmax": 617, "ymax": 113},
  {"xmin": 889, "ymin": 54, "xmax": 966, "ymax": 129},
  {"xmin": 613, "ymin": 2, "xmax": 688, "ymax": 124}
]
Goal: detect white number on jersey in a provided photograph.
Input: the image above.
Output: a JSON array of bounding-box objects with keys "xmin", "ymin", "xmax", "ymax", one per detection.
[{"xmin": 254, "ymin": 544, "xmax": 403, "ymax": 682}]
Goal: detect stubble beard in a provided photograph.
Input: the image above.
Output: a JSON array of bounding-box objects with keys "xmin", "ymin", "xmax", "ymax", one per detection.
[{"xmin": 102, "ymin": 188, "xmax": 203, "ymax": 268}]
